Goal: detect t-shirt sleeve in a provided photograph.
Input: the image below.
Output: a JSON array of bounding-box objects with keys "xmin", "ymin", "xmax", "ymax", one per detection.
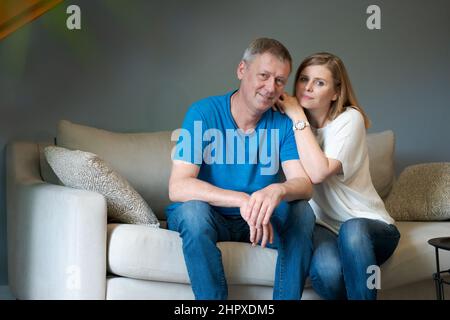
[
  {"xmin": 172, "ymin": 106, "xmax": 205, "ymax": 166},
  {"xmin": 280, "ymin": 119, "xmax": 300, "ymax": 162},
  {"xmin": 323, "ymin": 109, "xmax": 366, "ymax": 181}
]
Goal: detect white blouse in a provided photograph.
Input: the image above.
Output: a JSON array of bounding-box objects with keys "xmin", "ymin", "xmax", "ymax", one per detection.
[{"xmin": 309, "ymin": 107, "xmax": 395, "ymax": 234}]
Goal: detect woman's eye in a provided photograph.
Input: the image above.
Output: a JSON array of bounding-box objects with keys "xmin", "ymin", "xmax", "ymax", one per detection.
[
  {"xmin": 299, "ymin": 76, "xmax": 308, "ymax": 82},
  {"xmin": 315, "ymin": 80, "xmax": 325, "ymax": 86}
]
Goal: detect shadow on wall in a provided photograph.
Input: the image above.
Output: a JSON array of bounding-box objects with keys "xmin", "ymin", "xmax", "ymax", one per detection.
[{"xmin": 0, "ymin": 144, "xmax": 8, "ymax": 285}]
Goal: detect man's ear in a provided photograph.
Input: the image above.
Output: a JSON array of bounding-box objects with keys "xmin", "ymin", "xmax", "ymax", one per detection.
[{"xmin": 237, "ymin": 61, "xmax": 246, "ymax": 80}]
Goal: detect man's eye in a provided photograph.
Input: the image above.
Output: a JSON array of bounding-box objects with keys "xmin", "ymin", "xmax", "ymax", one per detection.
[
  {"xmin": 276, "ymin": 79, "xmax": 286, "ymax": 86},
  {"xmin": 259, "ymin": 73, "xmax": 269, "ymax": 79}
]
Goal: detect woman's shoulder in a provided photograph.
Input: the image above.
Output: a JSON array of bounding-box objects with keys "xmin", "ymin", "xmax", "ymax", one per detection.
[
  {"xmin": 331, "ymin": 107, "xmax": 365, "ymax": 130},
  {"xmin": 336, "ymin": 107, "xmax": 363, "ymax": 121}
]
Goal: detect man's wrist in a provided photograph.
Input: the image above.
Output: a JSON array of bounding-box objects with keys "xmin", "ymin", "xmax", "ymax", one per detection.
[
  {"xmin": 276, "ymin": 183, "xmax": 288, "ymax": 200},
  {"xmin": 237, "ymin": 192, "xmax": 250, "ymax": 207}
]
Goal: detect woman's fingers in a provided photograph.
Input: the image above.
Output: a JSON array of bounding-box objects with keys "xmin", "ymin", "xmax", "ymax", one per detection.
[{"xmin": 274, "ymin": 100, "xmax": 285, "ymax": 114}]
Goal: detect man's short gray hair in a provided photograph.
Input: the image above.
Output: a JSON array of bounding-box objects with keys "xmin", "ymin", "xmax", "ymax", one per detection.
[{"xmin": 242, "ymin": 38, "xmax": 292, "ymax": 70}]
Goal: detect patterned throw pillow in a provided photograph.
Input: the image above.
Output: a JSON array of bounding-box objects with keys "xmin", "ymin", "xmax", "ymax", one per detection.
[
  {"xmin": 385, "ymin": 163, "xmax": 450, "ymax": 221},
  {"xmin": 44, "ymin": 146, "xmax": 159, "ymax": 227}
]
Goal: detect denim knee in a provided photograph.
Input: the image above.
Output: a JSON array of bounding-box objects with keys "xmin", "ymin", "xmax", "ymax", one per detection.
[
  {"xmin": 310, "ymin": 254, "xmax": 346, "ymax": 300},
  {"xmin": 338, "ymin": 218, "xmax": 370, "ymax": 250},
  {"xmin": 178, "ymin": 200, "xmax": 211, "ymax": 214},
  {"xmin": 169, "ymin": 200, "xmax": 213, "ymax": 233},
  {"xmin": 289, "ymin": 200, "xmax": 316, "ymax": 231}
]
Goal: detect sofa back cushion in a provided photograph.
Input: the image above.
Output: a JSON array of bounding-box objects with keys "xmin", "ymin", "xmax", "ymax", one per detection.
[
  {"xmin": 56, "ymin": 120, "xmax": 176, "ymax": 220},
  {"xmin": 366, "ymin": 130, "xmax": 395, "ymax": 199},
  {"xmin": 43, "ymin": 120, "xmax": 395, "ymax": 220}
]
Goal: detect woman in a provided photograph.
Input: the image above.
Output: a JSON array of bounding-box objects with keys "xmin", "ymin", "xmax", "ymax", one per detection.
[{"xmin": 275, "ymin": 52, "xmax": 400, "ymax": 300}]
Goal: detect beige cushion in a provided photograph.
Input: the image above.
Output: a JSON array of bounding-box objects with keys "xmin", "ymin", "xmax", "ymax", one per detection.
[
  {"xmin": 366, "ymin": 130, "xmax": 395, "ymax": 199},
  {"xmin": 39, "ymin": 142, "xmax": 61, "ymax": 185},
  {"xmin": 57, "ymin": 120, "xmax": 176, "ymax": 220},
  {"xmin": 380, "ymin": 221, "xmax": 450, "ymax": 290},
  {"xmin": 107, "ymin": 223, "xmax": 278, "ymax": 286},
  {"xmin": 106, "ymin": 221, "xmax": 450, "ymax": 290},
  {"xmin": 385, "ymin": 163, "xmax": 450, "ymax": 221},
  {"xmin": 45, "ymin": 146, "xmax": 159, "ymax": 227},
  {"xmin": 105, "ymin": 278, "xmax": 323, "ymax": 300}
]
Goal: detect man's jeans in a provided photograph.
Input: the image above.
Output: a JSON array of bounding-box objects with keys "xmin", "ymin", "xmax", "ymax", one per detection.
[
  {"xmin": 166, "ymin": 200, "xmax": 315, "ymax": 300},
  {"xmin": 309, "ymin": 218, "xmax": 401, "ymax": 300}
]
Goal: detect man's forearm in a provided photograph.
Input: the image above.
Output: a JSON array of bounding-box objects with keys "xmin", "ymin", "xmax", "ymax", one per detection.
[
  {"xmin": 169, "ymin": 177, "xmax": 248, "ymax": 207},
  {"xmin": 278, "ymin": 177, "xmax": 313, "ymax": 202}
]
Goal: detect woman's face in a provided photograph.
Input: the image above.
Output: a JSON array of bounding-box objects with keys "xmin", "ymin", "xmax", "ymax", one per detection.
[{"xmin": 295, "ymin": 64, "xmax": 338, "ymax": 111}]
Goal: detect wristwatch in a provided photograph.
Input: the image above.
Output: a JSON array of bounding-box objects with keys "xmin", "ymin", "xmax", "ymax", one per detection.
[{"xmin": 292, "ymin": 120, "xmax": 310, "ymax": 131}]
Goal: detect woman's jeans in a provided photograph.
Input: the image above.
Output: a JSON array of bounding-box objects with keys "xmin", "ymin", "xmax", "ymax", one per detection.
[
  {"xmin": 309, "ymin": 218, "xmax": 401, "ymax": 300},
  {"xmin": 166, "ymin": 199, "xmax": 315, "ymax": 300}
]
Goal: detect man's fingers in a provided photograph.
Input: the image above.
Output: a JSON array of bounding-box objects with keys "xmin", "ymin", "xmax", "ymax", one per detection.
[
  {"xmin": 263, "ymin": 205, "xmax": 274, "ymax": 226},
  {"xmin": 254, "ymin": 227, "xmax": 262, "ymax": 247},
  {"xmin": 249, "ymin": 198, "xmax": 263, "ymax": 227},
  {"xmin": 256, "ymin": 203, "xmax": 269, "ymax": 230},
  {"xmin": 249, "ymin": 225, "xmax": 256, "ymax": 244},
  {"xmin": 245, "ymin": 197, "xmax": 255, "ymax": 221},
  {"xmin": 240, "ymin": 202, "xmax": 248, "ymax": 221},
  {"xmin": 261, "ymin": 224, "xmax": 269, "ymax": 248},
  {"xmin": 269, "ymin": 222, "xmax": 274, "ymax": 244}
]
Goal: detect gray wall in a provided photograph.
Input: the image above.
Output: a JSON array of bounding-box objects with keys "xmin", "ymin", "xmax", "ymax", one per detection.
[{"xmin": 0, "ymin": 0, "xmax": 449, "ymax": 285}]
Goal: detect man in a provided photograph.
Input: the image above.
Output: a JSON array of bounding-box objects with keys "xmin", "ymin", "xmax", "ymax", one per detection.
[{"xmin": 167, "ymin": 38, "xmax": 315, "ymax": 300}]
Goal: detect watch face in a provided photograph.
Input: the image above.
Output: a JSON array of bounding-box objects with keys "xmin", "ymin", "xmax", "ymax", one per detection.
[{"xmin": 296, "ymin": 121, "xmax": 305, "ymax": 130}]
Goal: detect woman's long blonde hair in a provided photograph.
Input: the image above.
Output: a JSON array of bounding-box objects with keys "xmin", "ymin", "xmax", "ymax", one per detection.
[{"xmin": 293, "ymin": 52, "xmax": 371, "ymax": 129}]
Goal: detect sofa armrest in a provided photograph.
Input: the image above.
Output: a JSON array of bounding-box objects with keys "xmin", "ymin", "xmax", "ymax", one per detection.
[{"xmin": 7, "ymin": 142, "xmax": 107, "ymax": 299}]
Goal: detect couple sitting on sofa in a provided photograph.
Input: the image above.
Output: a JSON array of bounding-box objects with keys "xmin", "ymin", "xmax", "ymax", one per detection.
[{"xmin": 167, "ymin": 37, "xmax": 400, "ymax": 300}]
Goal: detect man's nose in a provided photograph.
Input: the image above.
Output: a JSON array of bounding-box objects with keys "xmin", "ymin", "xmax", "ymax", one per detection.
[{"xmin": 265, "ymin": 77, "xmax": 276, "ymax": 93}]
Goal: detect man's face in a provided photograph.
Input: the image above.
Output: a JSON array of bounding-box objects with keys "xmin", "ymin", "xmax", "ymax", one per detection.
[{"xmin": 237, "ymin": 53, "xmax": 290, "ymax": 114}]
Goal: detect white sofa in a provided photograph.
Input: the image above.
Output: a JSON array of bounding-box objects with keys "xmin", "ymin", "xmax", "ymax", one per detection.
[{"xmin": 6, "ymin": 120, "xmax": 450, "ymax": 300}]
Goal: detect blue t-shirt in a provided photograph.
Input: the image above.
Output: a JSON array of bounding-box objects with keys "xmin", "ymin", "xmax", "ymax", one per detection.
[{"xmin": 167, "ymin": 90, "xmax": 299, "ymax": 215}]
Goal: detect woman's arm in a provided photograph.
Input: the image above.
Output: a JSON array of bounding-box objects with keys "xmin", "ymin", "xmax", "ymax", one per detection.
[
  {"xmin": 276, "ymin": 94, "xmax": 342, "ymax": 184},
  {"xmin": 292, "ymin": 120, "xmax": 342, "ymax": 184}
]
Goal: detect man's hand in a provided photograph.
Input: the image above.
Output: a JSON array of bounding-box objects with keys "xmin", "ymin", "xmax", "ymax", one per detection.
[
  {"xmin": 243, "ymin": 184, "xmax": 285, "ymax": 247},
  {"xmin": 249, "ymin": 220, "xmax": 274, "ymax": 248},
  {"xmin": 239, "ymin": 191, "xmax": 274, "ymax": 248}
]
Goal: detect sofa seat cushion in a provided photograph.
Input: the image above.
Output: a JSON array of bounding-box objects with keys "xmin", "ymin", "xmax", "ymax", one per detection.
[
  {"xmin": 107, "ymin": 223, "xmax": 278, "ymax": 286},
  {"xmin": 380, "ymin": 221, "xmax": 450, "ymax": 290},
  {"xmin": 108, "ymin": 221, "xmax": 450, "ymax": 291}
]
